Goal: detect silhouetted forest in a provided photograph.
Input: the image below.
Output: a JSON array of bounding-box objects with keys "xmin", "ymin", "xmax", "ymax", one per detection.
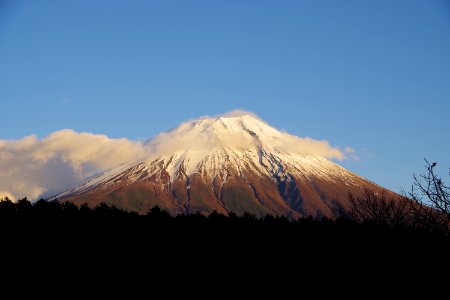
[
  {"xmin": 1, "ymin": 195, "xmax": 447, "ymax": 246},
  {"xmin": 1, "ymin": 160, "xmax": 449, "ymax": 273}
]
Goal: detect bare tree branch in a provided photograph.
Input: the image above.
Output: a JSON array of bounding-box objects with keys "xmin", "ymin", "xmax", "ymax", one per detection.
[{"xmin": 408, "ymin": 159, "xmax": 450, "ymax": 235}]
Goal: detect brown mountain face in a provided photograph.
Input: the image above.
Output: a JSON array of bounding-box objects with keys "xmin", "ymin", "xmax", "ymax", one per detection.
[
  {"xmin": 59, "ymin": 153, "xmax": 393, "ymax": 219},
  {"xmin": 56, "ymin": 114, "xmax": 396, "ymax": 219}
]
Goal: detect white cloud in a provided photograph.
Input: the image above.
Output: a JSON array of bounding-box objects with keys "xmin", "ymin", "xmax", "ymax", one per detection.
[
  {"xmin": 0, "ymin": 130, "xmax": 147, "ymax": 201},
  {"xmin": 0, "ymin": 111, "xmax": 356, "ymax": 201},
  {"xmin": 214, "ymin": 109, "xmax": 261, "ymax": 119}
]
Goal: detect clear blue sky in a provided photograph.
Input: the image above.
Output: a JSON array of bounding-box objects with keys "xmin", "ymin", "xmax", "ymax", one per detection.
[{"xmin": 1, "ymin": 0, "xmax": 449, "ymax": 193}]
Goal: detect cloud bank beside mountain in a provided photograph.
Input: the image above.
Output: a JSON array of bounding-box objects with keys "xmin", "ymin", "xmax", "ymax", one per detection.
[{"xmin": 0, "ymin": 130, "xmax": 147, "ymax": 200}]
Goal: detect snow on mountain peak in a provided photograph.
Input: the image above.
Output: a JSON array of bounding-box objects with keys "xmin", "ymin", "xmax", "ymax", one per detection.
[
  {"xmin": 146, "ymin": 111, "xmax": 344, "ymax": 162},
  {"xmin": 54, "ymin": 111, "xmax": 367, "ymax": 208}
]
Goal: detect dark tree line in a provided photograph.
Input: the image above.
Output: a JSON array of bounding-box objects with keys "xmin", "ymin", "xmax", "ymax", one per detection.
[
  {"xmin": 0, "ymin": 193, "xmax": 446, "ymax": 245},
  {"xmin": 1, "ymin": 160, "xmax": 449, "ymax": 255}
]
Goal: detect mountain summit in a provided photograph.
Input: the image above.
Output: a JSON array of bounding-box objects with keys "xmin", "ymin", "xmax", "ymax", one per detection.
[{"xmin": 56, "ymin": 112, "xmax": 389, "ymax": 218}]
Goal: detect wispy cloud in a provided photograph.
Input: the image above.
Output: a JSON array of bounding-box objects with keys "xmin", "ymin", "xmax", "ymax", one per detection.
[
  {"xmin": 149, "ymin": 110, "xmax": 348, "ymax": 160},
  {"xmin": 344, "ymin": 146, "xmax": 359, "ymax": 160}
]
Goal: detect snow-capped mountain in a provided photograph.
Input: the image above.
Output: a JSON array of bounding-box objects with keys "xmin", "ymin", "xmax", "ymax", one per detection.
[{"xmin": 55, "ymin": 112, "xmax": 391, "ymax": 218}]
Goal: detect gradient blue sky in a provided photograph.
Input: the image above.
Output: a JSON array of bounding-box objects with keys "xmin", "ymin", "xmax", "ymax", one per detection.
[{"xmin": 1, "ymin": 0, "xmax": 449, "ymax": 193}]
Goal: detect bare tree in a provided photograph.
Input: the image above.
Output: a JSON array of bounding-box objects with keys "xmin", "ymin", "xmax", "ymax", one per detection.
[
  {"xmin": 338, "ymin": 189, "xmax": 411, "ymax": 227},
  {"xmin": 408, "ymin": 159, "xmax": 450, "ymax": 234}
]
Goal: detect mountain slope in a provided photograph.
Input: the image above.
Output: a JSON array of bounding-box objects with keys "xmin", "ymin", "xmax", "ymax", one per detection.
[{"xmin": 55, "ymin": 113, "xmax": 392, "ymax": 218}]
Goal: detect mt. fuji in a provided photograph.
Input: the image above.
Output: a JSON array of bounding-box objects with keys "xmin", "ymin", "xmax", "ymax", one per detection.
[{"xmin": 55, "ymin": 112, "xmax": 391, "ymax": 218}]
